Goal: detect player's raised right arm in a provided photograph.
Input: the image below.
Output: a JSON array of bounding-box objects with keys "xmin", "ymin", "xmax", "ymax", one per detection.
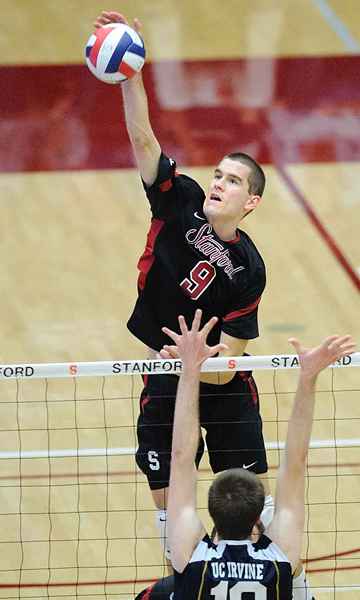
[
  {"xmin": 121, "ymin": 73, "xmax": 161, "ymax": 185},
  {"xmin": 95, "ymin": 11, "xmax": 161, "ymax": 185}
]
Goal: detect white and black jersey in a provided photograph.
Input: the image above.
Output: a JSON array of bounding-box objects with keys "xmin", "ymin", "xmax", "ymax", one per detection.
[{"xmin": 174, "ymin": 534, "xmax": 292, "ymax": 599}]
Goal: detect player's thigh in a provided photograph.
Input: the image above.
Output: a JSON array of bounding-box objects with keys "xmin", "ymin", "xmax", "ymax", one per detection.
[
  {"xmin": 136, "ymin": 374, "xmax": 177, "ymax": 478},
  {"xmin": 200, "ymin": 372, "xmax": 267, "ymax": 474}
]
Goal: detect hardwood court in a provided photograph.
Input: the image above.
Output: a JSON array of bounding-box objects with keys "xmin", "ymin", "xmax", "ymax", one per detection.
[{"xmin": 0, "ymin": 1, "xmax": 359, "ymax": 599}]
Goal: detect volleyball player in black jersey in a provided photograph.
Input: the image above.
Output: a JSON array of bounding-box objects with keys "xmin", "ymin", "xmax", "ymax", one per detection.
[
  {"xmin": 94, "ymin": 9, "xmax": 272, "ymax": 530},
  {"xmin": 135, "ymin": 311, "xmax": 355, "ymax": 599}
]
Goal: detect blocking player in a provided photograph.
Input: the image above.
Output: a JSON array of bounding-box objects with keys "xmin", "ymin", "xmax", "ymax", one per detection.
[{"xmin": 135, "ymin": 310, "xmax": 355, "ymax": 599}]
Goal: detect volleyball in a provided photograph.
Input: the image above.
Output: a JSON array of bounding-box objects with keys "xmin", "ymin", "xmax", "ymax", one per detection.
[{"xmin": 85, "ymin": 23, "xmax": 146, "ymax": 84}]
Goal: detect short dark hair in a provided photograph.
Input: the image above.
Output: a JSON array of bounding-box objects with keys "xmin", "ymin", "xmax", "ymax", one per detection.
[
  {"xmin": 208, "ymin": 468, "xmax": 265, "ymax": 540},
  {"xmin": 225, "ymin": 152, "xmax": 266, "ymax": 196}
]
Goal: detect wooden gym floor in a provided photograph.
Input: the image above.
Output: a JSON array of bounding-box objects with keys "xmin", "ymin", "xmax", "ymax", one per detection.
[{"xmin": 0, "ymin": 1, "xmax": 359, "ymax": 598}]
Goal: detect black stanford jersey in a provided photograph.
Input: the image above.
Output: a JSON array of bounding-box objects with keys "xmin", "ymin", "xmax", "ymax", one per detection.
[
  {"xmin": 127, "ymin": 153, "xmax": 266, "ymax": 351},
  {"xmin": 174, "ymin": 534, "xmax": 292, "ymax": 600}
]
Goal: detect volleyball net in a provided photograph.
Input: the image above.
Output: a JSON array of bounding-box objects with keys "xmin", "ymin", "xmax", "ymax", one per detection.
[{"xmin": 0, "ymin": 352, "xmax": 359, "ymax": 599}]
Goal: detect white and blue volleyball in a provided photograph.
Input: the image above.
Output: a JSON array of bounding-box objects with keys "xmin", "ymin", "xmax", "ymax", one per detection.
[{"xmin": 85, "ymin": 23, "xmax": 145, "ymax": 84}]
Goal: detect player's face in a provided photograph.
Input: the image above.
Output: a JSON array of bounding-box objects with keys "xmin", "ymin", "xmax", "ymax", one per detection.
[{"xmin": 204, "ymin": 158, "xmax": 260, "ymax": 224}]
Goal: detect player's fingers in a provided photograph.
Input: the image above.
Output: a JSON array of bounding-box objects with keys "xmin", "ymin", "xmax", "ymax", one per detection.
[
  {"xmin": 162, "ymin": 326, "xmax": 179, "ymax": 342},
  {"xmin": 102, "ymin": 11, "xmax": 128, "ymax": 23},
  {"xmin": 191, "ymin": 309, "xmax": 202, "ymax": 333},
  {"xmin": 133, "ymin": 17, "xmax": 142, "ymax": 32},
  {"xmin": 338, "ymin": 340, "xmax": 357, "ymax": 355},
  {"xmin": 322, "ymin": 335, "xmax": 341, "ymax": 348},
  {"xmin": 209, "ymin": 343, "xmax": 228, "ymax": 356},
  {"xmin": 201, "ymin": 316, "xmax": 218, "ymax": 338},
  {"xmin": 178, "ymin": 315, "xmax": 189, "ymax": 335},
  {"xmin": 328, "ymin": 334, "xmax": 353, "ymax": 349},
  {"xmin": 338, "ymin": 345, "xmax": 356, "ymax": 358},
  {"xmin": 158, "ymin": 349, "xmax": 171, "ymax": 359},
  {"xmin": 288, "ymin": 337, "xmax": 303, "ymax": 354},
  {"xmin": 327, "ymin": 336, "xmax": 356, "ymax": 359},
  {"xmin": 338, "ymin": 334, "xmax": 354, "ymax": 343},
  {"xmin": 94, "ymin": 17, "xmax": 111, "ymax": 27},
  {"xmin": 162, "ymin": 344, "xmax": 179, "ymax": 358},
  {"xmin": 340, "ymin": 336, "xmax": 356, "ymax": 349}
]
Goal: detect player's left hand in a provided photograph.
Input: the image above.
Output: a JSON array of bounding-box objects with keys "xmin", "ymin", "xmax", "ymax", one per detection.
[
  {"xmin": 289, "ymin": 334, "xmax": 356, "ymax": 380},
  {"xmin": 160, "ymin": 309, "xmax": 228, "ymax": 371}
]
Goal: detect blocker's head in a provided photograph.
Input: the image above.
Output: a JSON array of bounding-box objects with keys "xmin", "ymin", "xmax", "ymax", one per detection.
[{"xmin": 208, "ymin": 468, "xmax": 265, "ymax": 540}]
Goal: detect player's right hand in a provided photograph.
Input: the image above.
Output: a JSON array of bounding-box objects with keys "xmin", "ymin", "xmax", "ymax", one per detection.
[{"xmin": 94, "ymin": 10, "xmax": 142, "ymax": 33}]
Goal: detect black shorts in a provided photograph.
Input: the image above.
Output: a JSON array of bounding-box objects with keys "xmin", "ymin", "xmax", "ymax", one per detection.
[{"xmin": 135, "ymin": 371, "xmax": 268, "ymax": 490}]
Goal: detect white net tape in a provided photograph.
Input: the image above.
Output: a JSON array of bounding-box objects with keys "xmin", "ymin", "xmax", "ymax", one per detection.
[{"xmin": 0, "ymin": 351, "xmax": 359, "ymax": 379}]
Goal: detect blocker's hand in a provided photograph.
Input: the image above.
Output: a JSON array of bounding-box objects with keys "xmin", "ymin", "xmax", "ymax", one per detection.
[
  {"xmin": 289, "ymin": 335, "xmax": 356, "ymax": 380},
  {"xmin": 160, "ymin": 309, "xmax": 228, "ymax": 372},
  {"xmin": 94, "ymin": 10, "xmax": 142, "ymax": 33}
]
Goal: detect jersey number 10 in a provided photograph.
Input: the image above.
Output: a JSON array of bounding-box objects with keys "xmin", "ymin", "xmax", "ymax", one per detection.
[
  {"xmin": 180, "ymin": 260, "xmax": 216, "ymax": 300},
  {"xmin": 211, "ymin": 581, "xmax": 266, "ymax": 599}
]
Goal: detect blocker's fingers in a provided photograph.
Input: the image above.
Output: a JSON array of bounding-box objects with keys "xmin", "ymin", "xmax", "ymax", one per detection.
[
  {"xmin": 209, "ymin": 343, "xmax": 228, "ymax": 356},
  {"xmin": 327, "ymin": 336, "xmax": 355, "ymax": 356},
  {"xmin": 201, "ymin": 316, "xmax": 218, "ymax": 338},
  {"xmin": 338, "ymin": 340, "xmax": 357, "ymax": 354},
  {"xmin": 159, "ymin": 349, "xmax": 171, "ymax": 359},
  {"xmin": 178, "ymin": 315, "xmax": 189, "ymax": 336},
  {"xmin": 339, "ymin": 346, "xmax": 357, "ymax": 357},
  {"xmin": 323, "ymin": 335, "xmax": 341, "ymax": 348},
  {"xmin": 165, "ymin": 345, "xmax": 180, "ymax": 358},
  {"xmin": 328, "ymin": 334, "xmax": 353, "ymax": 349},
  {"xmin": 162, "ymin": 326, "xmax": 179, "ymax": 343},
  {"xmin": 191, "ymin": 309, "xmax": 202, "ymax": 333},
  {"xmin": 288, "ymin": 337, "xmax": 303, "ymax": 354},
  {"xmin": 340, "ymin": 336, "xmax": 357, "ymax": 348}
]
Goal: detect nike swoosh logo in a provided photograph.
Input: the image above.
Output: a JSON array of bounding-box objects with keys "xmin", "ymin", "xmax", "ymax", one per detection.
[
  {"xmin": 242, "ymin": 461, "xmax": 257, "ymax": 470},
  {"xmin": 194, "ymin": 211, "xmax": 206, "ymax": 221}
]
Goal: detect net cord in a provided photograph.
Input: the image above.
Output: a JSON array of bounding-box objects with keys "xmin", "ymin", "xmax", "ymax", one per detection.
[
  {"xmin": 0, "ymin": 352, "xmax": 358, "ymax": 379},
  {"xmin": 1, "ymin": 437, "xmax": 360, "ymax": 460}
]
